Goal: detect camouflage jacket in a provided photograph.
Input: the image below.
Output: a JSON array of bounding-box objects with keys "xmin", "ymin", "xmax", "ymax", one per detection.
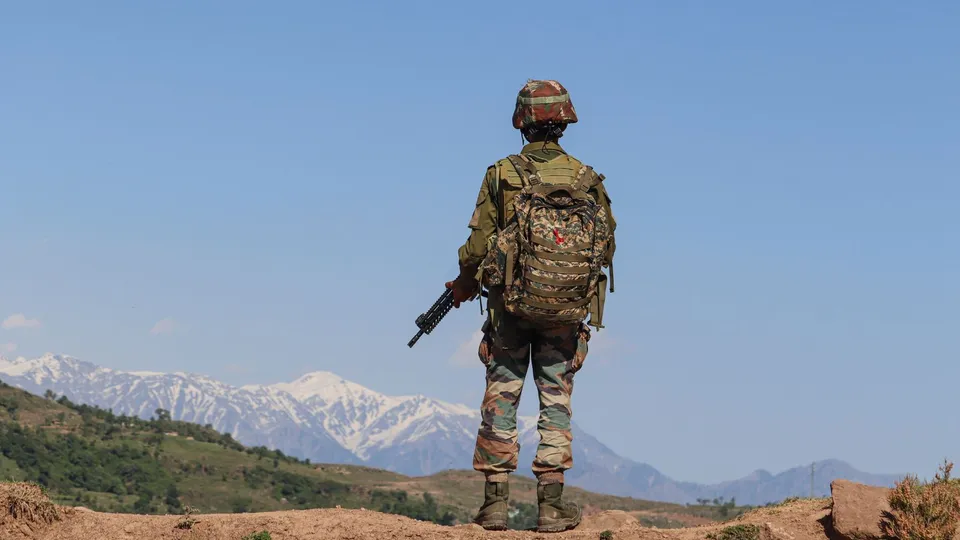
[{"xmin": 457, "ymin": 141, "xmax": 617, "ymax": 327}]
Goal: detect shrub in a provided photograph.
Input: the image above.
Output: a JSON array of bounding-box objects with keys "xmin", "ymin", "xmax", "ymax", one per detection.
[
  {"xmin": 880, "ymin": 460, "xmax": 960, "ymax": 540},
  {"xmin": 175, "ymin": 504, "xmax": 198, "ymax": 529},
  {"xmin": 706, "ymin": 524, "xmax": 761, "ymax": 540},
  {"xmin": 0, "ymin": 481, "xmax": 62, "ymax": 525}
]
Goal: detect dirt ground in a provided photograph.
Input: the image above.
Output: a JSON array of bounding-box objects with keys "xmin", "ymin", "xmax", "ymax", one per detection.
[{"xmin": 0, "ymin": 484, "xmax": 838, "ymax": 540}]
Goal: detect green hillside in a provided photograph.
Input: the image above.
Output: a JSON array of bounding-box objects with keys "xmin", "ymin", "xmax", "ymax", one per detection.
[{"xmin": 0, "ymin": 379, "xmax": 751, "ymax": 530}]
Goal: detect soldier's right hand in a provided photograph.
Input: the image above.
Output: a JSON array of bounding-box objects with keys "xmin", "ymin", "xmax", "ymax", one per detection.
[{"xmin": 445, "ymin": 277, "xmax": 477, "ymax": 308}]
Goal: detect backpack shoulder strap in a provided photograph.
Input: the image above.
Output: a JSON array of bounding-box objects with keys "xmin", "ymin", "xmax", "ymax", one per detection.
[
  {"xmin": 572, "ymin": 164, "xmax": 603, "ymax": 193},
  {"xmin": 506, "ymin": 154, "xmax": 542, "ymax": 187},
  {"xmin": 492, "ymin": 161, "xmax": 505, "ymax": 231}
]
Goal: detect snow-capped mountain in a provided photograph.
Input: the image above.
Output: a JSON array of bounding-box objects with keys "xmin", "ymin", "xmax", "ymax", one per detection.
[
  {"xmin": 259, "ymin": 371, "xmax": 483, "ymax": 464},
  {"xmin": 0, "ymin": 353, "xmax": 359, "ymax": 464},
  {"xmin": 0, "ymin": 353, "xmax": 536, "ymax": 476},
  {"xmin": 0, "ymin": 354, "xmax": 904, "ymax": 505}
]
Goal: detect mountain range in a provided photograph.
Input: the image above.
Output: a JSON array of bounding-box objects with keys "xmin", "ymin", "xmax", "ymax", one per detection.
[{"xmin": 0, "ymin": 353, "xmax": 904, "ymax": 505}]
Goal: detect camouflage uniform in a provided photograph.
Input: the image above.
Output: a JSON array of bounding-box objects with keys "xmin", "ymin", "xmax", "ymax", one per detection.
[
  {"xmin": 458, "ymin": 79, "xmax": 616, "ymax": 532},
  {"xmin": 458, "ymin": 140, "xmax": 616, "ymax": 485}
]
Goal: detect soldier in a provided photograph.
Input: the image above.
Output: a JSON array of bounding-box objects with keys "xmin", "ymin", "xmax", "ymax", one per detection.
[{"xmin": 445, "ymin": 79, "xmax": 616, "ymax": 533}]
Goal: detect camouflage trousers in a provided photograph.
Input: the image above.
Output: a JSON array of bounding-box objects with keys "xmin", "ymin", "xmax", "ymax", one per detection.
[{"xmin": 472, "ymin": 319, "xmax": 590, "ymax": 484}]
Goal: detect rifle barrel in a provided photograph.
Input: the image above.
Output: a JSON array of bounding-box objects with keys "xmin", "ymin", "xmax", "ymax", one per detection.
[
  {"xmin": 407, "ymin": 288, "xmax": 455, "ymax": 348},
  {"xmin": 407, "ymin": 329, "xmax": 425, "ymax": 348}
]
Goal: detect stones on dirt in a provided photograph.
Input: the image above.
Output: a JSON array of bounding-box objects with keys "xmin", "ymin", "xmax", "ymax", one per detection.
[
  {"xmin": 0, "ymin": 479, "xmax": 918, "ymax": 540},
  {"xmin": 760, "ymin": 522, "xmax": 796, "ymax": 540},
  {"xmin": 578, "ymin": 510, "xmax": 639, "ymax": 530},
  {"xmin": 830, "ymin": 479, "xmax": 891, "ymax": 540}
]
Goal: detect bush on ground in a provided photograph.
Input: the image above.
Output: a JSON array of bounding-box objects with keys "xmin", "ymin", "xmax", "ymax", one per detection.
[
  {"xmin": 0, "ymin": 481, "xmax": 62, "ymax": 525},
  {"xmin": 880, "ymin": 460, "xmax": 960, "ymax": 540}
]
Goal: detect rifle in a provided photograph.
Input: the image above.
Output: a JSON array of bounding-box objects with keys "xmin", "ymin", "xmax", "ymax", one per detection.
[{"xmin": 407, "ymin": 287, "xmax": 487, "ymax": 348}]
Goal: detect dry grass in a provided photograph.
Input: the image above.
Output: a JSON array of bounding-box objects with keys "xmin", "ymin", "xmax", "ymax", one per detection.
[
  {"xmin": 880, "ymin": 460, "xmax": 960, "ymax": 540},
  {"xmin": 0, "ymin": 481, "xmax": 63, "ymax": 525}
]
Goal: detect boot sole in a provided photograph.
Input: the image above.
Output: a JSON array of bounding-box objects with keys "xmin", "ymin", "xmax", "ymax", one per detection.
[
  {"xmin": 537, "ymin": 512, "xmax": 582, "ymax": 533},
  {"xmin": 475, "ymin": 513, "xmax": 508, "ymax": 531}
]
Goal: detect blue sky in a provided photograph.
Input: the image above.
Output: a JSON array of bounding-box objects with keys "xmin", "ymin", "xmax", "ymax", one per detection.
[{"xmin": 1, "ymin": 1, "xmax": 958, "ymax": 484}]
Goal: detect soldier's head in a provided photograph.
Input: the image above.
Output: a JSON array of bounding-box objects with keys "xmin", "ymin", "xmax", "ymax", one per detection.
[{"xmin": 512, "ymin": 79, "xmax": 578, "ymax": 143}]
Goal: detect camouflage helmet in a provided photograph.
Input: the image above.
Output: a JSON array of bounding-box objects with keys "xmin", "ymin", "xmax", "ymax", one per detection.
[{"xmin": 512, "ymin": 79, "xmax": 578, "ymax": 130}]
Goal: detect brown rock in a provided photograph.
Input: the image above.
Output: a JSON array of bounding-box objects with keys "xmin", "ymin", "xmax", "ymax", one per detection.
[
  {"xmin": 760, "ymin": 522, "xmax": 797, "ymax": 540},
  {"xmin": 831, "ymin": 479, "xmax": 891, "ymax": 540}
]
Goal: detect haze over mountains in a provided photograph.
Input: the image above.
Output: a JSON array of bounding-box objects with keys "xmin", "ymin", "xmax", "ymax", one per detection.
[{"xmin": 0, "ymin": 353, "xmax": 903, "ymax": 505}]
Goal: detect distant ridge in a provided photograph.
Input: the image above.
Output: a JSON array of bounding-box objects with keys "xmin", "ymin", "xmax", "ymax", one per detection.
[{"xmin": 0, "ymin": 353, "xmax": 905, "ymax": 505}]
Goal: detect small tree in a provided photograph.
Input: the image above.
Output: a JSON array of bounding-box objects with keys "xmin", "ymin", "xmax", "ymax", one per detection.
[{"xmin": 165, "ymin": 484, "xmax": 181, "ymax": 511}]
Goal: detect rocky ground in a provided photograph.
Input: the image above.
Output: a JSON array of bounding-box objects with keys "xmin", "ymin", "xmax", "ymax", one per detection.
[{"xmin": 0, "ymin": 480, "xmax": 894, "ymax": 540}]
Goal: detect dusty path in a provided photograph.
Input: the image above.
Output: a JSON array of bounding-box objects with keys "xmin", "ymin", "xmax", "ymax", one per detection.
[{"xmin": 2, "ymin": 492, "xmax": 836, "ymax": 540}]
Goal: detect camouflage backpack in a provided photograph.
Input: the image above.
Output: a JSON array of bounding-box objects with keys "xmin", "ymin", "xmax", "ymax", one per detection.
[{"xmin": 481, "ymin": 154, "xmax": 611, "ymax": 327}]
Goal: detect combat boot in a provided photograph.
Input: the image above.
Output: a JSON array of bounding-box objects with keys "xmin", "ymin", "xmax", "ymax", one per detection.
[
  {"xmin": 473, "ymin": 481, "xmax": 509, "ymax": 530},
  {"xmin": 537, "ymin": 482, "xmax": 581, "ymax": 533}
]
